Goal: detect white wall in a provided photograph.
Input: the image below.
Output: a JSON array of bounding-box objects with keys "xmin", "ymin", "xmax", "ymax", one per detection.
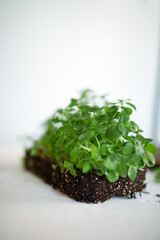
[{"xmin": 0, "ymin": 0, "xmax": 159, "ymax": 147}]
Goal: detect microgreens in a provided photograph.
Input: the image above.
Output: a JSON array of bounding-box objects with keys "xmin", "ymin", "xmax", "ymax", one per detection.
[{"xmin": 30, "ymin": 89, "xmax": 156, "ymax": 182}]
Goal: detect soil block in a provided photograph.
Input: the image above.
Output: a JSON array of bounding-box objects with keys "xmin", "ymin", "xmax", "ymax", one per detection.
[{"xmin": 24, "ymin": 151, "xmax": 146, "ymax": 203}]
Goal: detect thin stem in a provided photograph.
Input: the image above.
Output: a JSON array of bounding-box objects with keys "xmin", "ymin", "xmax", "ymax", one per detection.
[
  {"xmin": 95, "ymin": 136, "xmax": 100, "ymax": 148},
  {"xmin": 80, "ymin": 145, "xmax": 91, "ymax": 152}
]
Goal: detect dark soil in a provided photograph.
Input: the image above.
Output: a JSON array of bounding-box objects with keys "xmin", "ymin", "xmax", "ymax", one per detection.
[{"xmin": 24, "ymin": 150, "xmax": 147, "ymax": 203}]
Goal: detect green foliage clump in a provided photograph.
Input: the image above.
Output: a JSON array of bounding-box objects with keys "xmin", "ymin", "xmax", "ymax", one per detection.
[{"xmin": 30, "ymin": 89, "xmax": 156, "ymax": 182}]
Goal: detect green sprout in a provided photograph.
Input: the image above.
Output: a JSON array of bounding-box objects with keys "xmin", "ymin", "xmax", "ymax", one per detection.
[{"xmin": 29, "ymin": 89, "xmax": 156, "ymax": 183}]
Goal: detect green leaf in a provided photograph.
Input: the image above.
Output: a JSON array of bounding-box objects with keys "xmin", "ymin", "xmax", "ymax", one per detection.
[
  {"xmin": 137, "ymin": 158, "xmax": 145, "ymax": 169},
  {"xmin": 128, "ymin": 121, "xmax": 139, "ymax": 132},
  {"xmin": 92, "ymin": 160, "xmax": 104, "ymax": 171},
  {"xmin": 100, "ymin": 144, "xmax": 107, "ymax": 156},
  {"xmin": 144, "ymin": 138, "xmax": 153, "ymax": 144},
  {"xmin": 126, "ymin": 102, "xmax": 136, "ymax": 110},
  {"xmin": 106, "ymin": 106, "xmax": 118, "ymax": 117},
  {"xmin": 70, "ymin": 148, "xmax": 80, "ymax": 162},
  {"xmin": 63, "ymin": 161, "xmax": 77, "ymax": 176},
  {"xmin": 79, "ymin": 130, "xmax": 95, "ymax": 140},
  {"xmin": 106, "ymin": 171, "xmax": 119, "ymax": 182},
  {"xmin": 119, "ymin": 124, "xmax": 129, "ymax": 136},
  {"xmin": 145, "ymin": 143, "xmax": 157, "ymax": 154},
  {"xmin": 82, "ymin": 162, "xmax": 91, "ymax": 173},
  {"xmin": 70, "ymin": 168, "xmax": 77, "ymax": 176},
  {"xmin": 108, "ymin": 145, "xmax": 115, "ymax": 154},
  {"xmin": 55, "ymin": 137, "xmax": 64, "ymax": 146},
  {"xmin": 128, "ymin": 166, "xmax": 137, "ymax": 181},
  {"xmin": 124, "ymin": 107, "xmax": 132, "ymax": 115},
  {"xmin": 69, "ymin": 98, "xmax": 78, "ymax": 107},
  {"xmin": 76, "ymin": 160, "xmax": 85, "ymax": 168},
  {"xmin": 135, "ymin": 134, "xmax": 145, "ymax": 142},
  {"xmin": 106, "ymin": 127, "xmax": 121, "ymax": 141},
  {"xmin": 103, "ymin": 154, "xmax": 120, "ymax": 170},
  {"xmin": 64, "ymin": 160, "xmax": 72, "ymax": 168},
  {"xmin": 146, "ymin": 151, "xmax": 156, "ymax": 167},
  {"xmin": 123, "ymin": 141, "xmax": 133, "ymax": 155},
  {"xmin": 128, "ymin": 154, "xmax": 141, "ymax": 168},
  {"xmin": 90, "ymin": 144, "xmax": 98, "ymax": 157},
  {"xmin": 117, "ymin": 163, "xmax": 128, "ymax": 178},
  {"xmin": 118, "ymin": 110, "xmax": 129, "ymax": 123},
  {"xmin": 135, "ymin": 142, "xmax": 145, "ymax": 156}
]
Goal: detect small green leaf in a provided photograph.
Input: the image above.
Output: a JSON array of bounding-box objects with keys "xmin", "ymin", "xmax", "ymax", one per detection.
[
  {"xmin": 128, "ymin": 166, "xmax": 137, "ymax": 181},
  {"xmin": 76, "ymin": 160, "xmax": 85, "ymax": 168},
  {"xmin": 82, "ymin": 162, "xmax": 90, "ymax": 173},
  {"xmin": 144, "ymin": 138, "xmax": 153, "ymax": 144},
  {"xmin": 106, "ymin": 106, "xmax": 118, "ymax": 117},
  {"xmin": 70, "ymin": 148, "xmax": 80, "ymax": 162},
  {"xmin": 126, "ymin": 102, "xmax": 136, "ymax": 110},
  {"xmin": 106, "ymin": 171, "xmax": 119, "ymax": 182},
  {"xmin": 64, "ymin": 161, "xmax": 77, "ymax": 176},
  {"xmin": 55, "ymin": 137, "xmax": 64, "ymax": 146},
  {"xmin": 79, "ymin": 130, "xmax": 95, "ymax": 140},
  {"xmin": 108, "ymin": 145, "xmax": 115, "ymax": 154},
  {"xmin": 90, "ymin": 144, "xmax": 98, "ymax": 157},
  {"xmin": 118, "ymin": 110, "xmax": 129, "ymax": 123},
  {"xmin": 135, "ymin": 142, "xmax": 144, "ymax": 156},
  {"xmin": 146, "ymin": 151, "xmax": 155, "ymax": 166},
  {"xmin": 119, "ymin": 124, "xmax": 128, "ymax": 136},
  {"xmin": 117, "ymin": 163, "xmax": 128, "ymax": 178},
  {"xmin": 92, "ymin": 160, "xmax": 104, "ymax": 171},
  {"xmin": 128, "ymin": 121, "xmax": 139, "ymax": 132},
  {"xmin": 70, "ymin": 168, "xmax": 77, "ymax": 176},
  {"xmin": 103, "ymin": 155, "xmax": 119, "ymax": 170},
  {"xmin": 135, "ymin": 134, "xmax": 145, "ymax": 142},
  {"xmin": 124, "ymin": 107, "xmax": 132, "ymax": 115},
  {"xmin": 128, "ymin": 154, "xmax": 141, "ymax": 168},
  {"xmin": 69, "ymin": 98, "xmax": 78, "ymax": 107},
  {"xmin": 100, "ymin": 144, "xmax": 107, "ymax": 156},
  {"xmin": 106, "ymin": 127, "xmax": 121, "ymax": 141},
  {"xmin": 137, "ymin": 158, "xmax": 145, "ymax": 169},
  {"xmin": 145, "ymin": 143, "xmax": 157, "ymax": 154},
  {"xmin": 64, "ymin": 160, "xmax": 72, "ymax": 168},
  {"xmin": 123, "ymin": 141, "xmax": 133, "ymax": 155}
]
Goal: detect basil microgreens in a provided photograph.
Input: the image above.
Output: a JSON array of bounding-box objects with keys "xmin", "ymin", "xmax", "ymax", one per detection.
[{"xmin": 30, "ymin": 89, "xmax": 156, "ymax": 182}]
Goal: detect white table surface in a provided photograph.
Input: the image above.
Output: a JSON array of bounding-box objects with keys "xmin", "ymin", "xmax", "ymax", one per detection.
[{"xmin": 0, "ymin": 146, "xmax": 160, "ymax": 240}]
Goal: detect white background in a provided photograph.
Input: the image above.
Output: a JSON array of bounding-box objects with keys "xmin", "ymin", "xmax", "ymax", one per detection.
[{"xmin": 0, "ymin": 0, "xmax": 160, "ymax": 147}]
